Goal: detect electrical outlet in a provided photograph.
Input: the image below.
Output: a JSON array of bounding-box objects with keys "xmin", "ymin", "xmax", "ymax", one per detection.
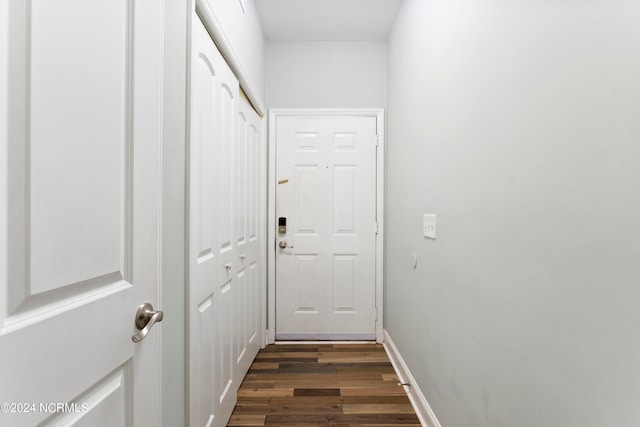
[{"xmin": 423, "ymin": 214, "xmax": 436, "ymax": 239}]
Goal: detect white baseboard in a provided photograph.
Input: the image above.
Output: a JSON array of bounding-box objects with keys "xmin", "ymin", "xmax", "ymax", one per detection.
[{"xmin": 383, "ymin": 329, "xmax": 442, "ymax": 427}]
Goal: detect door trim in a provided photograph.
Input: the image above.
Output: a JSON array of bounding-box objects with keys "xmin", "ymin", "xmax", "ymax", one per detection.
[{"xmin": 267, "ymin": 108, "xmax": 385, "ymax": 344}]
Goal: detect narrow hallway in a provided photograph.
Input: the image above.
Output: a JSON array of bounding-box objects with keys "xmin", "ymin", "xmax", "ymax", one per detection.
[{"xmin": 228, "ymin": 344, "xmax": 420, "ymax": 426}]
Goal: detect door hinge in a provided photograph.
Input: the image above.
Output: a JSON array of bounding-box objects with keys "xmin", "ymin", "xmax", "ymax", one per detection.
[
  {"xmin": 376, "ymin": 135, "xmax": 379, "ymax": 147},
  {"xmin": 375, "ymin": 221, "xmax": 379, "ymax": 235}
]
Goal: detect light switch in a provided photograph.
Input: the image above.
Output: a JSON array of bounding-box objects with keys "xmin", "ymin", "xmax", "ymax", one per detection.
[{"xmin": 423, "ymin": 214, "xmax": 436, "ymax": 239}]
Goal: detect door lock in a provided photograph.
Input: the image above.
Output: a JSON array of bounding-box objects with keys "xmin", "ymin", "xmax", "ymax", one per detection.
[
  {"xmin": 278, "ymin": 241, "xmax": 293, "ymax": 249},
  {"xmin": 278, "ymin": 217, "xmax": 287, "ymax": 234}
]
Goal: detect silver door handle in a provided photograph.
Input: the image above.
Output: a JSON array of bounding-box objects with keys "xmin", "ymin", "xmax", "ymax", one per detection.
[
  {"xmin": 132, "ymin": 302, "xmax": 164, "ymax": 343},
  {"xmin": 278, "ymin": 241, "xmax": 294, "ymax": 249}
]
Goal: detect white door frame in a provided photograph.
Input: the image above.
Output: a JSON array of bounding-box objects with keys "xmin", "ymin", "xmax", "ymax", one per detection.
[{"xmin": 268, "ymin": 108, "xmax": 385, "ymax": 344}]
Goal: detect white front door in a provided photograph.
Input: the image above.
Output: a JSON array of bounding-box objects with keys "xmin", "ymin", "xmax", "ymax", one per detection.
[
  {"xmin": 275, "ymin": 115, "xmax": 378, "ymax": 340},
  {"xmin": 0, "ymin": 0, "xmax": 164, "ymax": 425}
]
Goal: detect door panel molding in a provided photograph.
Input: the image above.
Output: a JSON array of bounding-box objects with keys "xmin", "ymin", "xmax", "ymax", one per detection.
[{"xmin": 267, "ymin": 109, "xmax": 385, "ymax": 344}]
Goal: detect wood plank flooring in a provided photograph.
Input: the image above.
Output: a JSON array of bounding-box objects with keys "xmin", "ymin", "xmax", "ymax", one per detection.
[{"xmin": 228, "ymin": 343, "xmax": 420, "ymax": 426}]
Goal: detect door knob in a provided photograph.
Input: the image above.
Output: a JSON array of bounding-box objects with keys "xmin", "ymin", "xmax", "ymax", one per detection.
[
  {"xmin": 225, "ymin": 262, "xmax": 232, "ymax": 270},
  {"xmin": 278, "ymin": 241, "xmax": 293, "ymax": 249},
  {"xmin": 132, "ymin": 302, "xmax": 164, "ymax": 343}
]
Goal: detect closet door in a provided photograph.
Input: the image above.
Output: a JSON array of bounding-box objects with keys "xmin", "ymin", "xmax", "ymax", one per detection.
[
  {"xmin": 214, "ymin": 36, "xmax": 239, "ymax": 427},
  {"xmin": 234, "ymin": 95, "xmax": 262, "ymax": 380},
  {"xmin": 244, "ymin": 98, "xmax": 262, "ymax": 368},
  {"xmin": 188, "ymin": 17, "xmax": 239, "ymax": 427}
]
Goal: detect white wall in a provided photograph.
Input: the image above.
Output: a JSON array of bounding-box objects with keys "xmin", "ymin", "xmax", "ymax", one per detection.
[
  {"xmin": 266, "ymin": 41, "xmax": 387, "ymax": 108},
  {"xmin": 202, "ymin": 0, "xmax": 265, "ymax": 100},
  {"xmin": 385, "ymin": 1, "xmax": 640, "ymax": 426},
  {"xmin": 161, "ymin": 2, "xmax": 187, "ymax": 427}
]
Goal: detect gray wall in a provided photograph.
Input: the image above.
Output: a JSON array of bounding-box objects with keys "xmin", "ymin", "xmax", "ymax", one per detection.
[
  {"xmin": 385, "ymin": 0, "xmax": 640, "ymax": 426},
  {"xmin": 266, "ymin": 41, "xmax": 387, "ymax": 108}
]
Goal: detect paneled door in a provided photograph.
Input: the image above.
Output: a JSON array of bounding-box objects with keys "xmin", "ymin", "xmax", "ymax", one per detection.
[
  {"xmin": 0, "ymin": 0, "xmax": 165, "ymax": 426},
  {"xmin": 189, "ymin": 17, "xmax": 263, "ymax": 427},
  {"xmin": 275, "ymin": 116, "xmax": 378, "ymax": 340},
  {"xmin": 234, "ymin": 93, "xmax": 262, "ymax": 380}
]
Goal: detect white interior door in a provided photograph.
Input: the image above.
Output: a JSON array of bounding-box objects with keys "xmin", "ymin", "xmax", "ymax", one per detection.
[
  {"xmin": 0, "ymin": 0, "xmax": 164, "ymax": 426},
  {"xmin": 275, "ymin": 115, "xmax": 378, "ymax": 340},
  {"xmin": 190, "ymin": 17, "xmax": 263, "ymax": 427},
  {"xmin": 234, "ymin": 94, "xmax": 262, "ymax": 379}
]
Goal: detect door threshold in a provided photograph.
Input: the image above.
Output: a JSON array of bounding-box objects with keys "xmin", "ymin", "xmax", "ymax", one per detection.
[
  {"xmin": 275, "ymin": 340, "xmax": 377, "ymax": 345},
  {"xmin": 276, "ymin": 333, "xmax": 376, "ymax": 341}
]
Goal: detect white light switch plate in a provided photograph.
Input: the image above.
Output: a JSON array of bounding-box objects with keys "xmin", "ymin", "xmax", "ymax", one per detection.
[{"xmin": 423, "ymin": 214, "xmax": 436, "ymax": 239}]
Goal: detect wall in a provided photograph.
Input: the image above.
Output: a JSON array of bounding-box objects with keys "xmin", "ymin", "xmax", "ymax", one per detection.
[
  {"xmin": 161, "ymin": 0, "xmax": 187, "ymax": 426},
  {"xmin": 266, "ymin": 41, "xmax": 387, "ymax": 108},
  {"xmin": 202, "ymin": 0, "xmax": 265, "ymax": 101},
  {"xmin": 385, "ymin": 0, "xmax": 640, "ymax": 426}
]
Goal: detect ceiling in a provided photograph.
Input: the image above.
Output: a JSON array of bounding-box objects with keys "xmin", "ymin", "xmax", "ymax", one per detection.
[{"xmin": 254, "ymin": 0, "xmax": 404, "ymax": 42}]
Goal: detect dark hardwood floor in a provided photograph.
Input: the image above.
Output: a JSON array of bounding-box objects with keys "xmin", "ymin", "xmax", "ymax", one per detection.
[{"xmin": 228, "ymin": 343, "xmax": 420, "ymax": 426}]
